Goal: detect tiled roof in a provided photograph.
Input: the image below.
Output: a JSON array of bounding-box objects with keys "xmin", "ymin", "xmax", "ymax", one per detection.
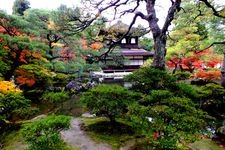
[{"xmin": 114, "ymin": 48, "xmax": 154, "ymax": 56}]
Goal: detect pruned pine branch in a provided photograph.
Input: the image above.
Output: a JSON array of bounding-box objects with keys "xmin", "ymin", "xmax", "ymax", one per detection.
[
  {"xmin": 194, "ymin": 41, "xmax": 225, "ymax": 54},
  {"xmin": 204, "ymin": 41, "xmax": 225, "ymax": 50}
]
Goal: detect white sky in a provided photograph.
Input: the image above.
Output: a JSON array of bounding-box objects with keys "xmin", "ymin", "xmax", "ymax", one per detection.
[
  {"xmin": 0, "ymin": 0, "xmax": 80, "ymax": 14},
  {"xmin": 0, "ymin": 0, "xmax": 170, "ymax": 28},
  {"xmin": 0, "ymin": 0, "xmax": 224, "ymax": 29}
]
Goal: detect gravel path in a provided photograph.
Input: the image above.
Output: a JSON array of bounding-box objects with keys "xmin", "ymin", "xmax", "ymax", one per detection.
[{"xmin": 61, "ymin": 118, "xmax": 112, "ymax": 150}]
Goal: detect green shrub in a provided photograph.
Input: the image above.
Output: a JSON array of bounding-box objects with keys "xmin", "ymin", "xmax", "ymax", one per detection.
[
  {"xmin": 125, "ymin": 67, "xmax": 176, "ymax": 94},
  {"xmin": 128, "ymin": 96, "xmax": 208, "ymax": 149},
  {"xmin": 198, "ymin": 83, "xmax": 225, "ymax": 116},
  {"xmin": 80, "ymin": 84, "xmax": 140, "ymax": 123},
  {"xmin": 0, "ymin": 92, "xmax": 36, "ymax": 121},
  {"xmin": 174, "ymin": 83, "xmax": 200, "ymax": 100},
  {"xmin": 53, "ymin": 73, "xmax": 69, "ymax": 86},
  {"xmin": 174, "ymin": 71, "xmax": 191, "ymax": 80},
  {"xmin": 141, "ymin": 90, "xmax": 173, "ymax": 105},
  {"xmin": 41, "ymin": 91, "xmax": 69, "ymax": 104},
  {"xmin": 21, "ymin": 115, "xmax": 71, "ymax": 150},
  {"xmin": 199, "ymin": 83, "xmax": 225, "ymax": 101}
]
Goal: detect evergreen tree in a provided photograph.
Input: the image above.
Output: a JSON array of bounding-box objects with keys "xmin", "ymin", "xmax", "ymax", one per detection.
[{"xmin": 12, "ymin": 0, "xmax": 30, "ymax": 16}]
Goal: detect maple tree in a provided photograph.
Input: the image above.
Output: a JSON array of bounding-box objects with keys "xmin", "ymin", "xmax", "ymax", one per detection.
[
  {"xmin": 167, "ymin": 48, "xmax": 222, "ymax": 81},
  {"xmin": 167, "ymin": 49, "xmax": 212, "ymax": 72},
  {"xmin": 0, "ymin": 81, "xmax": 22, "ymax": 94},
  {"xmin": 0, "ymin": 11, "xmax": 51, "ymax": 82},
  {"xmin": 15, "ymin": 64, "xmax": 53, "ymax": 88},
  {"xmin": 195, "ymin": 70, "xmax": 221, "ymax": 81}
]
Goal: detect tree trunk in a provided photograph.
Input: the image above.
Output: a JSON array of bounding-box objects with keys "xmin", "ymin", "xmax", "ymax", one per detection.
[
  {"xmin": 4, "ymin": 49, "xmax": 22, "ymax": 81},
  {"xmin": 221, "ymin": 54, "xmax": 225, "ymax": 87},
  {"xmin": 152, "ymin": 35, "xmax": 167, "ymax": 70},
  {"xmin": 145, "ymin": 0, "xmax": 181, "ymax": 70}
]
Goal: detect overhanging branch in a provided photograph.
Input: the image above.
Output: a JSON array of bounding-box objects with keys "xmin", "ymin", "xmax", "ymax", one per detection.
[
  {"xmin": 195, "ymin": 41, "xmax": 225, "ymax": 54},
  {"xmin": 203, "ymin": 41, "xmax": 225, "ymax": 50},
  {"xmin": 97, "ymin": 11, "xmax": 148, "ymax": 62},
  {"xmin": 199, "ymin": 0, "xmax": 225, "ymax": 19}
]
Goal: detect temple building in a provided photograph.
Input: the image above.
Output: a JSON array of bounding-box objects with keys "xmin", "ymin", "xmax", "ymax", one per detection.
[{"xmin": 93, "ymin": 21, "xmax": 153, "ymax": 83}]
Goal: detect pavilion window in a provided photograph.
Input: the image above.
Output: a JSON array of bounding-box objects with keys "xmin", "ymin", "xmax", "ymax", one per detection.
[
  {"xmin": 121, "ymin": 38, "xmax": 126, "ymax": 44},
  {"xmin": 131, "ymin": 38, "xmax": 136, "ymax": 44}
]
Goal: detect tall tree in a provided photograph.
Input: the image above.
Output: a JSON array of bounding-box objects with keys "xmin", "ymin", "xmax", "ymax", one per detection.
[
  {"xmin": 12, "ymin": 0, "xmax": 30, "ymax": 16},
  {"xmin": 80, "ymin": 0, "xmax": 182, "ymax": 70},
  {"xmin": 0, "ymin": 11, "xmax": 49, "ymax": 81},
  {"xmin": 194, "ymin": 0, "xmax": 225, "ymax": 86}
]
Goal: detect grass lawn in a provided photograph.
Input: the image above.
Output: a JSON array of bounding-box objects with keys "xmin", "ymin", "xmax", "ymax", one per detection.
[
  {"xmin": 0, "ymin": 130, "xmax": 27, "ymax": 150},
  {"xmin": 190, "ymin": 138, "xmax": 225, "ymax": 150}
]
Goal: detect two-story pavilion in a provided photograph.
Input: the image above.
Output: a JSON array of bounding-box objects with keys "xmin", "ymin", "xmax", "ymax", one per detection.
[{"xmin": 93, "ymin": 21, "xmax": 153, "ymax": 83}]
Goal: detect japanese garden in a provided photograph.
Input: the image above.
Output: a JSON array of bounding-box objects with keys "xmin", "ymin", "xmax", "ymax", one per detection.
[{"xmin": 1, "ymin": 0, "xmax": 225, "ymax": 149}]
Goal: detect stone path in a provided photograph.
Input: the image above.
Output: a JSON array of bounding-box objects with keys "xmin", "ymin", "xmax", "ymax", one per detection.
[{"xmin": 61, "ymin": 118, "xmax": 112, "ymax": 150}]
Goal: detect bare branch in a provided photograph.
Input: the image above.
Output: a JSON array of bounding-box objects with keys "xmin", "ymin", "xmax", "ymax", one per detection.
[
  {"xmin": 193, "ymin": 2, "xmax": 204, "ymax": 20},
  {"xmin": 194, "ymin": 10, "xmax": 204, "ymax": 20},
  {"xmin": 167, "ymin": 32, "xmax": 176, "ymax": 41},
  {"xmin": 203, "ymin": 41, "xmax": 225, "ymax": 50},
  {"xmin": 199, "ymin": 0, "xmax": 225, "ymax": 19},
  {"xmin": 119, "ymin": 0, "xmax": 140, "ymax": 17},
  {"xmin": 193, "ymin": 41, "xmax": 225, "ymax": 55},
  {"xmin": 162, "ymin": 0, "xmax": 181, "ymax": 34},
  {"xmin": 97, "ymin": 11, "xmax": 148, "ymax": 62}
]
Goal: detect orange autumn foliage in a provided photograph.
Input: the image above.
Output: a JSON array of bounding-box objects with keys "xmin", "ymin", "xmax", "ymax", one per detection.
[
  {"xmin": 19, "ymin": 50, "xmax": 31, "ymax": 63},
  {"xmin": 32, "ymin": 52, "xmax": 48, "ymax": 62},
  {"xmin": 0, "ymin": 81, "xmax": 22, "ymax": 94},
  {"xmin": 15, "ymin": 70, "xmax": 36, "ymax": 87},
  {"xmin": 90, "ymin": 42, "xmax": 103, "ymax": 50},
  {"xmin": 0, "ymin": 27, "xmax": 6, "ymax": 33},
  {"xmin": 206, "ymin": 57, "xmax": 223, "ymax": 68},
  {"xmin": 80, "ymin": 38, "xmax": 103, "ymax": 50},
  {"xmin": 167, "ymin": 49, "xmax": 222, "ymax": 72},
  {"xmin": 0, "ymin": 26, "xmax": 23, "ymax": 36},
  {"xmin": 196, "ymin": 70, "xmax": 221, "ymax": 81}
]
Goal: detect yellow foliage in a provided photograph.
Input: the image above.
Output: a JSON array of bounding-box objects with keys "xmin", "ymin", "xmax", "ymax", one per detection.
[
  {"xmin": 32, "ymin": 52, "xmax": 49, "ymax": 62},
  {"xmin": 47, "ymin": 20, "xmax": 59, "ymax": 30},
  {"xmin": 0, "ymin": 81, "xmax": 22, "ymax": 94},
  {"xmin": 51, "ymin": 42, "xmax": 64, "ymax": 47}
]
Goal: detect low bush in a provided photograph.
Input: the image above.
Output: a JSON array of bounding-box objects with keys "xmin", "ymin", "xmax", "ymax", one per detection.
[
  {"xmin": 21, "ymin": 115, "xmax": 71, "ymax": 150},
  {"xmin": 41, "ymin": 91, "xmax": 69, "ymax": 104},
  {"xmin": 125, "ymin": 67, "xmax": 176, "ymax": 94},
  {"xmin": 81, "ymin": 84, "xmax": 140, "ymax": 123},
  {"xmin": 0, "ymin": 92, "xmax": 37, "ymax": 122},
  {"xmin": 174, "ymin": 71, "xmax": 191, "ymax": 80}
]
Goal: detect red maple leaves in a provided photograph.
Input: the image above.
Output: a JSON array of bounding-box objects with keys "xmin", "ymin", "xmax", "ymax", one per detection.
[{"xmin": 167, "ymin": 49, "xmax": 222, "ymax": 81}]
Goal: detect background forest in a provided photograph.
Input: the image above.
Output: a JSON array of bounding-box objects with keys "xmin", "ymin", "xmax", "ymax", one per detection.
[{"xmin": 1, "ymin": 0, "xmax": 225, "ymax": 150}]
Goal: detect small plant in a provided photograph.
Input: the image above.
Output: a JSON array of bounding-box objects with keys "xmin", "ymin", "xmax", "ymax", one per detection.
[
  {"xmin": 0, "ymin": 92, "xmax": 36, "ymax": 122},
  {"xmin": 21, "ymin": 115, "xmax": 71, "ymax": 150}
]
